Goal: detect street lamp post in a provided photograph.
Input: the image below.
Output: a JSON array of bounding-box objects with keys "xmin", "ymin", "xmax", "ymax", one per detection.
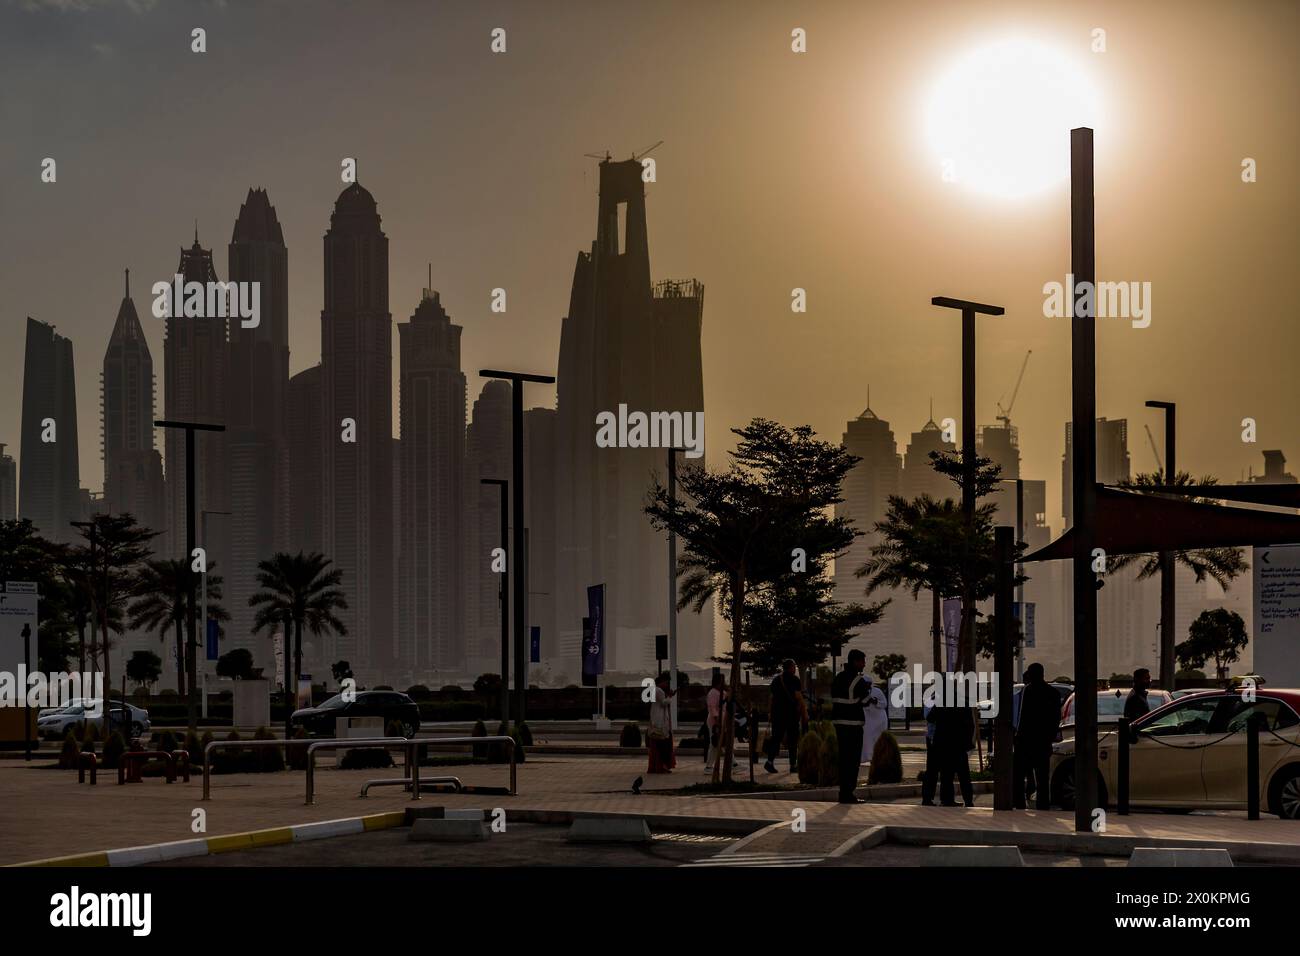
[
  {"xmin": 479, "ymin": 369, "xmax": 555, "ymax": 727},
  {"xmin": 480, "ymin": 477, "xmax": 509, "ymax": 725},
  {"xmin": 1145, "ymin": 400, "xmax": 1177, "ymax": 689},
  {"xmin": 931, "ymin": 295, "xmax": 1005, "ymax": 671},
  {"xmin": 156, "ymin": 418, "xmax": 225, "ymax": 732}
]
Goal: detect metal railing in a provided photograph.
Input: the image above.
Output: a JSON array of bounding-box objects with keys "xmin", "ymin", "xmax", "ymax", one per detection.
[{"xmin": 201, "ymin": 734, "xmax": 518, "ymax": 804}]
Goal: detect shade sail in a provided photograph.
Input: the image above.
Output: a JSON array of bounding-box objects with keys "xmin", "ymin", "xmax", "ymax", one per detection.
[
  {"xmin": 1023, "ymin": 485, "xmax": 1300, "ymax": 562},
  {"xmin": 1145, "ymin": 483, "xmax": 1300, "ymax": 508}
]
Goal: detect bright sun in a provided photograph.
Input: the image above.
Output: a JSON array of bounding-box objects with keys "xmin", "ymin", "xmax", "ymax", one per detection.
[{"xmin": 923, "ymin": 37, "xmax": 1102, "ymax": 200}]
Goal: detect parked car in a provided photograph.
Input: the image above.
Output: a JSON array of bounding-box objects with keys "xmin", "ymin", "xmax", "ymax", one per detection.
[
  {"xmin": 1058, "ymin": 688, "xmax": 1173, "ymax": 736},
  {"xmin": 37, "ymin": 701, "xmax": 150, "ymax": 740},
  {"xmin": 1049, "ymin": 689, "xmax": 1300, "ymax": 818},
  {"xmin": 290, "ymin": 690, "xmax": 421, "ymax": 738},
  {"xmin": 1170, "ymin": 688, "xmax": 1218, "ymax": 700}
]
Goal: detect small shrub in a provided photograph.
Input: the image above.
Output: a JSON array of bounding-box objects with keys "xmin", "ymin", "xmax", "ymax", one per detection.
[
  {"xmin": 515, "ymin": 722, "xmax": 533, "ymax": 747},
  {"xmin": 254, "ymin": 726, "xmax": 284, "ymax": 772},
  {"xmin": 795, "ymin": 730, "xmax": 821, "ymax": 784},
  {"xmin": 59, "ymin": 731, "xmax": 80, "ymax": 769},
  {"xmin": 213, "ymin": 730, "xmax": 242, "ymax": 774},
  {"xmin": 197, "ymin": 730, "xmax": 213, "ymax": 766},
  {"xmin": 406, "ymin": 684, "xmax": 432, "ymax": 701},
  {"xmin": 866, "ymin": 731, "xmax": 903, "ymax": 785},
  {"xmin": 816, "ymin": 730, "xmax": 839, "ymax": 788},
  {"xmin": 471, "ymin": 719, "xmax": 488, "ymax": 760},
  {"xmin": 157, "ymin": 730, "xmax": 179, "ymax": 754},
  {"xmin": 619, "ymin": 722, "xmax": 642, "ymax": 748},
  {"xmin": 287, "ymin": 727, "xmax": 309, "ymax": 770},
  {"xmin": 81, "ymin": 723, "xmax": 99, "ymax": 746},
  {"xmin": 102, "ymin": 731, "xmax": 127, "ymax": 770}
]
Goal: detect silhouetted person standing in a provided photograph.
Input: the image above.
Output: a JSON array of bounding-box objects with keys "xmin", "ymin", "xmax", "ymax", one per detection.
[
  {"xmin": 1124, "ymin": 667, "xmax": 1153, "ymax": 722},
  {"xmin": 1014, "ymin": 663, "xmax": 1060, "ymax": 809},
  {"xmin": 933, "ymin": 701, "xmax": 975, "ymax": 807},
  {"xmin": 831, "ymin": 650, "xmax": 872, "ymax": 803}
]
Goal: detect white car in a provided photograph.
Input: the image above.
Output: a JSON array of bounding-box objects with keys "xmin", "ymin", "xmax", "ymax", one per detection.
[
  {"xmin": 1059, "ymin": 688, "xmax": 1173, "ymax": 736},
  {"xmin": 37, "ymin": 701, "xmax": 150, "ymax": 740}
]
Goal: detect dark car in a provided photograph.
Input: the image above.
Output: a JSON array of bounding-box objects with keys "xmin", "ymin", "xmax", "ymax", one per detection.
[{"xmin": 291, "ymin": 691, "xmax": 420, "ymax": 738}]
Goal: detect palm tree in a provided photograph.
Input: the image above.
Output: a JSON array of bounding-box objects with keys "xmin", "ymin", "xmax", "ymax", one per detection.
[
  {"xmin": 858, "ymin": 494, "xmax": 962, "ymax": 672},
  {"xmin": 129, "ymin": 559, "xmax": 228, "ymax": 698},
  {"xmin": 248, "ymin": 552, "xmax": 348, "ymax": 741},
  {"xmin": 1110, "ymin": 471, "xmax": 1249, "ymax": 687}
]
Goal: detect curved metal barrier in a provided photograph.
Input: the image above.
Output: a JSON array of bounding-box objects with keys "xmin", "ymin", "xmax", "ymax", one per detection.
[{"xmin": 360, "ymin": 775, "xmax": 462, "ymax": 797}]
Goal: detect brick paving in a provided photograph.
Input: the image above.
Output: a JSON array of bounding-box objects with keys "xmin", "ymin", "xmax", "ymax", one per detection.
[{"xmin": 3, "ymin": 750, "xmax": 1297, "ymax": 865}]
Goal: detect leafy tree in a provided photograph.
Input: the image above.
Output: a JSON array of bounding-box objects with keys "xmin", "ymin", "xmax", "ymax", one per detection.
[
  {"xmin": 1110, "ymin": 471, "xmax": 1249, "ymax": 687},
  {"xmin": 974, "ymin": 613, "xmax": 1023, "ymax": 663},
  {"xmin": 126, "ymin": 650, "xmax": 163, "ymax": 693},
  {"xmin": 331, "ymin": 660, "xmax": 353, "ymax": 687},
  {"xmin": 0, "ymin": 519, "xmax": 81, "ymax": 673},
  {"xmin": 249, "ymin": 551, "xmax": 348, "ymax": 742},
  {"xmin": 871, "ymin": 653, "xmax": 907, "ymax": 685},
  {"xmin": 216, "ymin": 647, "xmax": 257, "ymax": 680},
  {"xmin": 71, "ymin": 513, "xmax": 156, "ymax": 731},
  {"xmin": 646, "ymin": 418, "xmax": 866, "ymax": 783},
  {"xmin": 1176, "ymin": 608, "xmax": 1248, "ymax": 680},
  {"xmin": 474, "ymin": 673, "xmax": 503, "ymax": 695}
]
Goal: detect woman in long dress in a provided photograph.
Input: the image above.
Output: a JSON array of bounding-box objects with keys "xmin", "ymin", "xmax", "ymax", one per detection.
[{"xmin": 647, "ymin": 673, "xmax": 676, "ymax": 773}]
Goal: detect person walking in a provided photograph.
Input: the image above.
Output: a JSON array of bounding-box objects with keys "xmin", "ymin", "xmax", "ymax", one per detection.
[
  {"xmin": 921, "ymin": 702, "xmax": 938, "ymax": 805},
  {"xmin": 647, "ymin": 672, "xmax": 676, "ymax": 774},
  {"xmin": 1013, "ymin": 663, "xmax": 1060, "ymax": 809},
  {"xmin": 831, "ymin": 649, "xmax": 872, "ymax": 803},
  {"xmin": 764, "ymin": 659, "xmax": 803, "ymax": 773},
  {"xmin": 933, "ymin": 701, "xmax": 975, "ymax": 807},
  {"xmin": 1124, "ymin": 667, "xmax": 1153, "ymax": 722},
  {"xmin": 859, "ymin": 675, "xmax": 889, "ymax": 765}
]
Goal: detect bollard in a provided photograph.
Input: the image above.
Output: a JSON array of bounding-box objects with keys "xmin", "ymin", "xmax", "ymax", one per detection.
[
  {"xmin": 1247, "ymin": 712, "xmax": 1262, "ymax": 821},
  {"xmin": 1117, "ymin": 718, "xmax": 1130, "ymax": 816}
]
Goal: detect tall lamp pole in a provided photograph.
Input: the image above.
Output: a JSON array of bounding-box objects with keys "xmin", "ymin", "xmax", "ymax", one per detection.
[
  {"xmin": 200, "ymin": 509, "xmax": 230, "ymax": 722},
  {"xmin": 479, "ymin": 369, "xmax": 555, "ymax": 727},
  {"xmin": 156, "ymin": 418, "xmax": 225, "ymax": 732},
  {"xmin": 1145, "ymin": 400, "xmax": 1177, "ymax": 689},
  {"xmin": 931, "ymin": 296, "xmax": 1004, "ymax": 671},
  {"xmin": 481, "ymin": 477, "xmax": 509, "ymax": 724}
]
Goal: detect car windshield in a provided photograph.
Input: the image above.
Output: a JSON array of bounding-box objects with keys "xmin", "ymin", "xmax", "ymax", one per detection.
[
  {"xmin": 317, "ymin": 695, "xmax": 348, "ymax": 710},
  {"xmin": 1138, "ymin": 696, "xmax": 1219, "ymax": 736}
]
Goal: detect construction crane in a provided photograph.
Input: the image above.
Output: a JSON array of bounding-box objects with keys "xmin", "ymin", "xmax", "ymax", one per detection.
[
  {"xmin": 1144, "ymin": 424, "xmax": 1163, "ymax": 472},
  {"xmin": 995, "ymin": 350, "xmax": 1032, "ymax": 427}
]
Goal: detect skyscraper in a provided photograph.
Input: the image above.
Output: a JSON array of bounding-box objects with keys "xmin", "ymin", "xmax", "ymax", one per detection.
[
  {"xmin": 554, "ymin": 157, "xmax": 711, "ymax": 674},
  {"xmin": 901, "ymin": 415, "xmax": 955, "ymax": 502},
  {"xmin": 20, "ymin": 317, "xmax": 80, "ymax": 542},
  {"xmin": 1062, "ymin": 417, "xmax": 1130, "ymax": 526},
  {"xmin": 397, "ymin": 287, "xmax": 466, "ymax": 680},
  {"xmin": 835, "ymin": 405, "xmax": 903, "ymax": 657},
  {"xmin": 464, "ymin": 379, "xmax": 512, "ymax": 677},
  {"xmin": 227, "ymin": 189, "xmax": 290, "ymax": 673},
  {"xmin": 102, "ymin": 270, "xmax": 164, "ymax": 533},
  {"xmin": 525, "ymin": 406, "xmax": 557, "ymax": 671},
  {"xmin": 0, "ymin": 443, "xmax": 17, "ymax": 521},
  {"xmin": 163, "ymin": 231, "xmax": 230, "ymax": 570},
  {"xmin": 287, "ymin": 364, "xmax": 323, "ymax": 556},
  {"xmin": 319, "ymin": 182, "xmax": 393, "ymax": 678}
]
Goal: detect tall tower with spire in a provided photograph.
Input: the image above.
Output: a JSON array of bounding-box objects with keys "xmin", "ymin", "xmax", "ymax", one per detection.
[
  {"xmin": 102, "ymin": 268, "xmax": 164, "ymax": 533},
  {"xmin": 320, "ymin": 182, "xmax": 394, "ymax": 677},
  {"xmin": 226, "ymin": 188, "xmax": 290, "ymax": 674},
  {"xmin": 163, "ymin": 228, "xmax": 230, "ymax": 572}
]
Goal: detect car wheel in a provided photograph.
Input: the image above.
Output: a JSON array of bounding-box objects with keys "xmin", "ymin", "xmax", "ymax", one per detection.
[
  {"xmin": 400, "ymin": 721, "xmax": 416, "ymax": 739},
  {"xmin": 1050, "ymin": 759, "xmax": 1108, "ymax": 812},
  {"xmin": 131, "ymin": 722, "xmax": 144, "ymax": 739},
  {"xmin": 1269, "ymin": 765, "xmax": 1300, "ymax": 820}
]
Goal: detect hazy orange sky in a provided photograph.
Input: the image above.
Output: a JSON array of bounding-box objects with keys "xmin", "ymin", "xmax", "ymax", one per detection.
[{"xmin": 3, "ymin": 0, "xmax": 1296, "ymax": 534}]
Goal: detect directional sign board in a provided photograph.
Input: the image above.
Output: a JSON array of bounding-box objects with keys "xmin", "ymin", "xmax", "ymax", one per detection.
[{"xmin": 1254, "ymin": 545, "xmax": 1300, "ymax": 687}]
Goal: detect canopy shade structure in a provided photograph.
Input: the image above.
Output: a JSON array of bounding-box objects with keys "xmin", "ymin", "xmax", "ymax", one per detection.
[
  {"xmin": 1143, "ymin": 483, "xmax": 1300, "ymax": 509},
  {"xmin": 1024, "ymin": 484, "xmax": 1300, "ymax": 562}
]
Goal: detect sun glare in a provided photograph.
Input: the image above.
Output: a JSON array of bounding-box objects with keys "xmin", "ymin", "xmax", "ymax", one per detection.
[{"xmin": 923, "ymin": 37, "xmax": 1102, "ymax": 200}]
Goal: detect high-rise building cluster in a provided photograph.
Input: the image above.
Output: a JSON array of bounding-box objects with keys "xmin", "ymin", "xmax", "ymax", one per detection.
[{"xmin": 10, "ymin": 158, "xmax": 712, "ymax": 690}]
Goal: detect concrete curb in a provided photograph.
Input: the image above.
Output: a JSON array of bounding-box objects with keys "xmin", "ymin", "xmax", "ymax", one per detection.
[{"xmin": 9, "ymin": 810, "xmax": 407, "ymax": 868}]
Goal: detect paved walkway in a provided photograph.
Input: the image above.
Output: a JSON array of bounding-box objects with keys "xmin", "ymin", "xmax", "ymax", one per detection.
[{"xmin": 4, "ymin": 753, "xmax": 1297, "ymax": 865}]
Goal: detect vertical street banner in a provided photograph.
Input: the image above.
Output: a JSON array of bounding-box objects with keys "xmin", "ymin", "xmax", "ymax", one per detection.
[
  {"xmin": 530, "ymin": 626, "xmax": 540, "ymax": 664},
  {"xmin": 583, "ymin": 584, "xmax": 605, "ymax": 685},
  {"xmin": 206, "ymin": 619, "xmax": 220, "ymax": 662},
  {"xmin": 1012, "ymin": 601, "xmax": 1037, "ymax": 649},
  {"xmin": 580, "ymin": 617, "xmax": 595, "ymax": 687},
  {"xmin": 942, "ymin": 597, "xmax": 962, "ymax": 672},
  {"xmin": 1254, "ymin": 545, "xmax": 1300, "ymax": 686}
]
